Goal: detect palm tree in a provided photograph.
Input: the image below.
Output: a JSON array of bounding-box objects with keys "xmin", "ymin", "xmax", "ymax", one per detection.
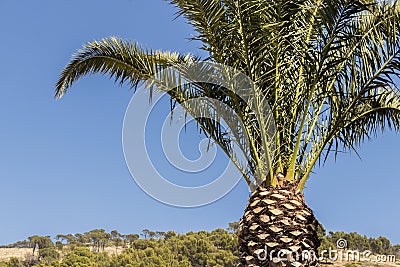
[{"xmin": 56, "ymin": 0, "xmax": 400, "ymax": 266}]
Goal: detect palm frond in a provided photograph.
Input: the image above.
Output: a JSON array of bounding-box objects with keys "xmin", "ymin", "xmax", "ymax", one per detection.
[
  {"xmin": 58, "ymin": 0, "xmax": 400, "ymax": 191},
  {"xmin": 55, "ymin": 37, "xmax": 195, "ymax": 98}
]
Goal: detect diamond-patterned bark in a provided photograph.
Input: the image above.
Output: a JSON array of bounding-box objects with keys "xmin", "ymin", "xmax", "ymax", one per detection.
[{"xmin": 237, "ymin": 183, "xmax": 320, "ymax": 267}]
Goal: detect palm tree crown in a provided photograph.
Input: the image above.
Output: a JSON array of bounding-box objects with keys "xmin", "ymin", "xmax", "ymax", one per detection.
[{"xmin": 56, "ymin": 0, "xmax": 400, "ymax": 191}]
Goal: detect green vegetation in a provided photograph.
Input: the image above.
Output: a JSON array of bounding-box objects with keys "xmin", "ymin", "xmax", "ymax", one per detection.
[
  {"xmin": 1, "ymin": 228, "xmax": 238, "ymax": 267},
  {"xmin": 319, "ymin": 228, "xmax": 398, "ymax": 255},
  {"xmin": 0, "ymin": 226, "xmax": 398, "ymax": 267}
]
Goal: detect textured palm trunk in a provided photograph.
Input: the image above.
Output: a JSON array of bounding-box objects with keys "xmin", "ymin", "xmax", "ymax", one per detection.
[{"xmin": 237, "ymin": 182, "xmax": 320, "ymax": 267}]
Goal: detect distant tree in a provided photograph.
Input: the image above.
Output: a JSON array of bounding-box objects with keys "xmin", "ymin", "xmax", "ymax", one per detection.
[
  {"xmin": 93, "ymin": 252, "xmax": 112, "ymax": 267},
  {"xmin": 164, "ymin": 231, "xmax": 176, "ymax": 240},
  {"xmin": 56, "ymin": 234, "xmax": 76, "ymax": 245},
  {"xmin": 210, "ymin": 228, "xmax": 238, "ymax": 252},
  {"xmin": 85, "ymin": 229, "xmax": 111, "ymax": 252},
  {"xmin": 125, "ymin": 234, "xmax": 139, "ymax": 248},
  {"xmin": 369, "ymin": 238, "xmax": 384, "ymax": 254},
  {"xmin": 111, "ymin": 230, "xmax": 123, "ymax": 254},
  {"xmin": 2, "ymin": 240, "xmax": 30, "ymax": 249},
  {"xmin": 27, "ymin": 236, "xmax": 53, "ymax": 257},
  {"xmin": 38, "ymin": 247, "xmax": 60, "ymax": 265},
  {"xmin": 155, "ymin": 231, "xmax": 166, "ymax": 239},
  {"xmin": 377, "ymin": 236, "xmax": 391, "ymax": 253},
  {"xmin": 141, "ymin": 229, "xmax": 151, "ymax": 239},
  {"xmin": 110, "ymin": 253, "xmax": 135, "ymax": 266},
  {"xmin": 113, "ymin": 238, "xmax": 123, "ymax": 254},
  {"xmin": 37, "ymin": 237, "xmax": 54, "ymax": 250},
  {"xmin": 227, "ymin": 222, "xmax": 239, "ymax": 234},
  {"xmin": 28, "ymin": 236, "xmax": 40, "ymax": 255},
  {"xmin": 60, "ymin": 247, "xmax": 97, "ymax": 267},
  {"xmin": 74, "ymin": 233, "xmax": 89, "ymax": 245},
  {"xmin": 55, "ymin": 241, "xmax": 63, "ymax": 251}
]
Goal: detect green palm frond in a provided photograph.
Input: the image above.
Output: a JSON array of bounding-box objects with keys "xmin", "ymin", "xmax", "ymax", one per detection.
[
  {"xmin": 295, "ymin": 0, "xmax": 400, "ymax": 188},
  {"xmin": 57, "ymin": 0, "xmax": 400, "ymax": 191},
  {"xmin": 55, "ymin": 37, "xmax": 265, "ymax": 186},
  {"xmin": 55, "ymin": 37, "xmax": 195, "ymax": 98}
]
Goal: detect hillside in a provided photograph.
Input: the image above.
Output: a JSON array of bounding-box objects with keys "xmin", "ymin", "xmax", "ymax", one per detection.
[
  {"xmin": 0, "ymin": 227, "xmax": 398, "ymax": 267},
  {"xmin": 0, "ymin": 248, "xmax": 34, "ymax": 263}
]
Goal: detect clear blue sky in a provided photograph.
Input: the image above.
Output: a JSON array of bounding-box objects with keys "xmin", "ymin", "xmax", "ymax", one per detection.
[{"xmin": 0, "ymin": 0, "xmax": 399, "ymax": 245}]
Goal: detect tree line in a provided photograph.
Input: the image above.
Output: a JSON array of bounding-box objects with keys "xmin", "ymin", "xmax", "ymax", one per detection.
[
  {"xmin": 0, "ymin": 224, "xmax": 398, "ymax": 267},
  {"xmin": 318, "ymin": 229, "xmax": 400, "ymax": 255},
  {"xmin": 1, "ymin": 228, "xmax": 239, "ymax": 267}
]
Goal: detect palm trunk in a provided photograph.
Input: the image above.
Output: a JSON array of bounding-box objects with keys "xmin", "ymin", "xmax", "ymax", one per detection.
[{"xmin": 237, "ymin": 182, "xmax": 320, "ymax": 267}]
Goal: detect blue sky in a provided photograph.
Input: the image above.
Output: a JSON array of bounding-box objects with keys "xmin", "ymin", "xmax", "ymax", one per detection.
[{"xmin": 0, "ymin": 0, "xmax": 399, "ymax": 245}]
